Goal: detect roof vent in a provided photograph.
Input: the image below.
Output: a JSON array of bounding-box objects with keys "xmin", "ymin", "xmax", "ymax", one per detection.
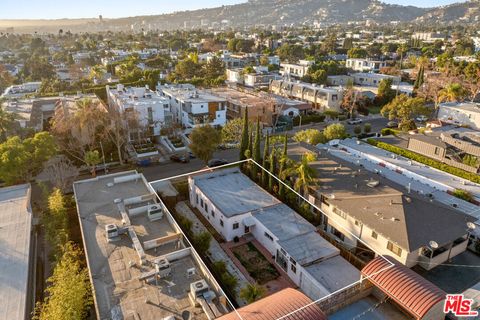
[
  {"xmin": 113, "ymin": 198, "xmax": 122, "ymax": 204},
  {"xmin": 374, "ymin": 212, "xmax": 381, "ymax": 216},
  {"xmin": 391, "ymin": 217, "xmax": 400, "ymax": 222},
  {"xmin": 405, "ymin": 196, "xmax": 412, "ymax": 203},
  {"xmin": 367, "ymin": 180, "xmax": 380, "ymax": 188},
  {"xmin": 107, "ymin": 182, "xmax": 114, "ymax": 187}
]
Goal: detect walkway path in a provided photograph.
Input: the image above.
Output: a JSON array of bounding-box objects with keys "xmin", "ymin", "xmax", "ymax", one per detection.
[{"xmin": 175, "ymin": 201, "xmax": 249, "ymax": 306}]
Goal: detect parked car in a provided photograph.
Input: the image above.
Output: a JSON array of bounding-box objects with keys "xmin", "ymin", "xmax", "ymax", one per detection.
[
  {"xmin": 208, "ymin": 159, "xmax": 229, "ymax": 167},
  {"xmin": 170, "ymin": 154, "xmax": 190, "ymax": 163},
  {"xmin": 416, "ymin": 115, "xmax": 429, "ymax": 122},
  {"xmin": 386, "ymin": 121, "xmax": 398, "ymax": 128},
  {"xmin": 347, "ymin": 118, "xmax": 362, "ymax": 125},
  {"xmin": 188, "ymin": 151, "xmax": 196, "ymax": 159}
]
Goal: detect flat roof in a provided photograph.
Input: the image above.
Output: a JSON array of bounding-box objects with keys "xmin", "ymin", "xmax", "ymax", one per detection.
[
  {"xmin": 305, "ymin": 255, "xmax": 361, "ymax": 297},
  {"xmin": 74, "ymin": 172, "xmax": 225, "ymax": 320},
  {"xmin": 192, "ymin": 168, "xmax": 280, "ymax": 218},
  {"xmin": 0, "ymin": 184, "xmax": 32, "ymax": 320},
  {"xmin": 440, "ymin": 102, "xmax": 480, "ymax": 114},
  {"xmin": 278, "ymin": 231, "xmax": 339, "ymax": 265}
]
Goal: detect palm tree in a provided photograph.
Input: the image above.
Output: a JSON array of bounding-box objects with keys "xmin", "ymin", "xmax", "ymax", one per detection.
[
  {"xmin": 281, "ymin": 153, "xmax": 317, "ymax": 197},
  {"xmin": 240, "ymin": 283, "xmax": 266, "ymax": 304},
  {"xmin": 439, "ymin": 83, "xmax": 467, "ymax": 103}
]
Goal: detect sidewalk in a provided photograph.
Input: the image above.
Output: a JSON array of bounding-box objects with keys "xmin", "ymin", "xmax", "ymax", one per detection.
[{"xmin": 175, "ymin": 201, "xmax": 249, "ymax": 306}]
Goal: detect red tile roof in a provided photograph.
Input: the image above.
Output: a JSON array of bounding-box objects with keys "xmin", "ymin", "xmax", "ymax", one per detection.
[
  {"xmin": 362, "ymin": 256, "xmax": 446, "ymax": 320},
  {"xmin": 218, "ymin": 288, "xmax": 327, "ymax": 320}
]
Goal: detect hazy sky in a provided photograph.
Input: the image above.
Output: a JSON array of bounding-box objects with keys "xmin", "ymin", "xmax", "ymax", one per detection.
[{"xmin": 0, "ymin": 0, "xmax": 466, "ymax": 20}]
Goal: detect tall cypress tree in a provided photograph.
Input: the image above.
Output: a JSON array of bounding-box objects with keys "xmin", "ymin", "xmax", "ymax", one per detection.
[
  {"xmin": 262, "ymin": 132, "xmax": 269, "ymax": 187},
  {"xmin": 239, "ymin": 108, "xmax": 249, "ymax": 161},
  {"xmin": 252, "ymin": 118, "xmax": 261, "ymax": 179},
  {"xmin": 268, "ymin": 152, "xmax": 276, "ymax": 193},
  {"xmin": 278, "ymin": 134, "xmax": 288, "ymax": 199}
]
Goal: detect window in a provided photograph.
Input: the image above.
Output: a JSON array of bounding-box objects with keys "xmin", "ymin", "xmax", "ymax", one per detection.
[
  {"xmin": 200, "ymin": 199, "xmax": 203, "ymax": 207},
  {"xmin": 211, "ymin": 210, "xmax": 215, "ymax": 217},
  {"xmin": 291, "ymin": 264, "xmax": 297, "ymax": 274},
  {"xmin": 332, "ymin": 206, "xmax": 347, "ymax": 219},
  {"xmin": 387, "ymin": 241, "xmax": 402, "ymax": 256},
  {"xmin": 196, "ymin": 194, "xmax": 199, "ymax": 204},
  {"xmin": 289, "ymin": 257, "xmax": 296, "ymax": 265},
  {"xmin": 331, "ymin": 226, "xmax": 345, "ymax": 241},
  {"xmin": 371, "ymin": 231, "xmax": 378, "ymax": 239},
  {"xmin": 434, "ymin": 147, "xmax": 440, "ymax": 155},
  {"xmin": 233, "ymin": 223, "xmax": 239, "ymax": 230},
  {"xmin": 264, "ymin": 232, "xmax": 274, "ymax": 241},
  {"xmin": 204, "ymin": 203, "xmax": 208, "ymax": 212},
  {"xmin": 220, "ymin": 220, "xmax": 224, "ymax": 227},
  {"xmin": 355, "ymin": 220, "xmax": 362, "ymax": 227}
]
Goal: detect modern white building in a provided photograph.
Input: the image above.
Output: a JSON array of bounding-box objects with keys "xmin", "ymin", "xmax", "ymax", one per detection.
[
  {"xmin": 107, "ymin": 84, "xmax": 172, "ymax": 140},
  {"xmin": 280, "ymin": 60, "xmax": 313, "ymax": 78},
  {"xmin": 438, "ymin": 102, "xmax": 480, "ymax": 131},
  {"xmin": 346, "ymin": 58, "xmax": 387, "ymax": 72},
  {"xmin": 158, "ymin": 84, "xmax": 227, "ymax": 128},
  {"xmin": 188, "ymin": 167, "xmax": 360, "ymax": 301},
  {"xmin": 350, "ymin": 72, "xmax": 400, "ymax": 87},
  {"xmin": 1, "ymin": 81, "xmax": 42, "ymax": 99}
]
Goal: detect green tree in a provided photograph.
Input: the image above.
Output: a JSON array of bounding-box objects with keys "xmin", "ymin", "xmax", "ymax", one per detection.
[
  {"xmin": 204, "ymin": 56, "xmax": 225, "ymax": 80},
  {"xmin": 261, "ymin": 133, "xmax": 269, "ymax": 186},
  {"xmin": 0, "ymin": 105, "xmax": 17, "ymax": 142},
  {"xmin": 239, "ymin": 108, "xmax": 249, "ymax": 161},
  {"xmin": 221, "ymin": 117, "xmax": 244, "ymax": 143},
  {"xmin": 439, "ymin": 83, "xmax": 467, "ymax": 103},
  {"xmin": 189, "ymin": 125, "xmax": 221, "ymax": 164},
  {"xmin": 33, "ymin": 242, "xmax": 93, "ymax": 320},
  {"xmin": 413, "ymin": 65, "xmax": 425, "ymax": 90},
  {"xmin": 282, "ymin": 154, "xmax": 316, "ymax": 196},
  {"xmin": 278, "ymin": 134, "xmax": 288, "ymax": 199},
  {"xmin": 240, "ymin": 283, "xmax": 267, "ymax": 303},
  {"xmin": 364, "ymin": 123, "xmax": 372, "ymax": 134},
  {"xmin": 323, "ymin": 123, "xmax": 347, "ymax": 141},
  {"xmin": 44, "ymin": 189, "xmax": 69, "ymax": 260},
  {"xmin": 192, "ymin": 232, "xmax": 211, "ymax": 256},
  {"xmin": 293, "ymin": 129, "xmax": 325, "ymax": 145},
  {"xmin": 268, "ymin": 152, "xmax": 276, "ymax": 193},
  {"xmin": 381, "ymin": 94, "xmax": 427, "ymax": 126},
  {"xmin": 84, "ymin": 150, "xmax": 101, "ymax": 177},
  {"xmin": 347, "ymin": 47, "xmax": 368, "ymax": 59},
  {"xmin": 375, "ymin": 78, "xmax": 396, "ymax": 106},
  {"xmin": 252, "ymin": 118, "xmax": 261, "ymax": 178},
  {"xmin": 354, "ymin": 125, "xmax": 362, "ymax": 135}
]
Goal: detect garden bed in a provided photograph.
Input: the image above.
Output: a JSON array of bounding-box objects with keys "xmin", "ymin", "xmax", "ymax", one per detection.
[{"xmin": 232, "ymin": 242, "xmax": 279, "ymax": 284}]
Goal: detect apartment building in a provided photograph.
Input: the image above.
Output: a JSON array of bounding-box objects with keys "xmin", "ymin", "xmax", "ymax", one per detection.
[
  {"xmin": 438, "ymin": 102, "xmax": 480, "ymax": 131},
  {"xmin": 158, "ymin": 84, "xmax": 227, "ymax": 128},
  {"xmin": 210, "ymin": 87, "xmax": 310, "ymax": 127},
  {"xmin": 225, "ymin": 68, "xmax": 282, "ymax": 88},
  {"xmin": 407, "ymin": 132, "xmax": 480, "ymax": 174},
  {"xmin": 73, "ymin": 171, "xmax": 230, "ymax": 320},
  {"xmin": 188, "ymin": 167, "xmax": 360, "ymax": 301},
  {"xmin": 107, "ymin": 84, "xmax": 172, "ymax": 141},
  {"xmin": 350, "ymin": 72, "xmax": 401, "ymax": 87},
  {"xmin": 279, "ymin": 60, "xmax": 313, "ymax": 78},
  {"xmin": 307, "ymin": 151, "xmax": 475, "ymax": 270},
  {"xmin": 270, "ymin": 79, "xmax": 342, "ymax": 112},
  {"xmin": 346, "ymin": 58, "xmax": 387, "ymax": 72}
]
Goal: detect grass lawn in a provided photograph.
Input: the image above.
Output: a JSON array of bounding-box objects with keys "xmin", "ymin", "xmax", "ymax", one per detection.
[
  {"xmin": 232, "ymin": 242, "xmax": 279, "ymax": 284},
  {"xmin": 367, "ymin": 106, "xmax": 382, "ymax": 114}
]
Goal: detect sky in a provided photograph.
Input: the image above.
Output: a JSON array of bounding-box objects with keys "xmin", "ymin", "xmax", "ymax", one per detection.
[{"xmin": 0, "ymin": 0, "xmax": 466, "ymax": 20}]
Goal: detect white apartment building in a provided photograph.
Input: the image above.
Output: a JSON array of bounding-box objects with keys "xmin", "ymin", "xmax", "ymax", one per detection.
[
  {"xmin": 280, "ymin": 60, "xmax": 313, "ymax": 78},
  {"xmin": 438, "ymin": 102, "xmax": 480, "ymax": 131},
  {"xmin": 189, "ymin": 168, "xmax": 360, "ymax": 301},
  {"xmin": 106, "ymin": 84, "xmax": 172, "ymax": 141},
  {"xmin": 157, "ymin": 84, "xmax": 227, "ymax": 128},
  {"xmin": 350, "ymin": 72, "xmax": 401, "ymax": 87},
  {"xmin": 346, "ymin": 58, "xmax": 387, "ymax": 72},
  {"xmin": 269, "ymin": 79, "xmax": 342, "ymax": 112}
]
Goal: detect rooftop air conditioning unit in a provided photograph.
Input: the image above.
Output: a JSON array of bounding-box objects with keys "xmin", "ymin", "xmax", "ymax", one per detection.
[
  {"xmin": 147, "ymin": 204, "xmax": 163, "ymax": 221},
  {"xmin": 155, "ymin": 258, "xmax": 171, "ymax": 278},
  {"xmin": 189, "ymin": 280, "xmax": 210, "ymax": 306},
  {"xmin": 105, "ymin": 224, "xmax": 119, "ymax": 242}
]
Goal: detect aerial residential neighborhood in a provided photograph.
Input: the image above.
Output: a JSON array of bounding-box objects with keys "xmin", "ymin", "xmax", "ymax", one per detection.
[{"xmin": 3, "ymin": 1, "xmax": 480, "ymax": 320}]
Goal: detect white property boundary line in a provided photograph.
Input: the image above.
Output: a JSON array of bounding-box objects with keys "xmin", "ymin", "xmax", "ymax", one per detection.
[{"xmin": 148, "ymin": 158, "xmax": 396, "ymax": 320}]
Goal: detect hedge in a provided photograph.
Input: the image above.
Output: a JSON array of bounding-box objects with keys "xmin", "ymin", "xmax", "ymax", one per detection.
[
  {"xmin": 366, "ymin": 139, "xmax": 480, "ymax": 184},
  {"xmin": 292, "ymin": 114, "xmax": 325, "ymax": 126}
]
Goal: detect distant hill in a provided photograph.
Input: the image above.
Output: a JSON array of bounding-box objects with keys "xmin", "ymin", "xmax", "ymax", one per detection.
[{"xmin": 0, "ymin": 0, "xmax": 477, "ymax": 33}]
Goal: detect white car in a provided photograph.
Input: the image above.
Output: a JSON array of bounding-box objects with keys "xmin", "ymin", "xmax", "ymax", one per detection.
[
  {"xmin": 347, "ymin": 118, "xmax": 362, "ymax": 125},
  {"xmin": 416, "ymin": 115, "xmax": 428, "ymax": 122}
]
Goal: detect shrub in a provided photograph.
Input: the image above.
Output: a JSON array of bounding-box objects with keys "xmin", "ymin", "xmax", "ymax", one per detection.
[
  {"xmin": 453, "ymin": 189, "xmax": 474, "ymax": 202},
  {"xmin": 364, "ymin": 123, "xmax": 372, "ymax": 134},
  {"xmin": 292, "ymin": 114, "xmax": 325, "ymax": 126},
  {"xmin": 354, "ymin": 125, "xmax": 362, "ymax": 135}
]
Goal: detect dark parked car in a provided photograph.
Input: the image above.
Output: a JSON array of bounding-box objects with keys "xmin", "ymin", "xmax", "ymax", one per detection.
[
  {"xmin": 170, "ymin": 154, "xmax": 190, "ymax": 163},
  {"xmin": 208, "ymin": 159, "xmax": 229, "ymax": 167}
]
